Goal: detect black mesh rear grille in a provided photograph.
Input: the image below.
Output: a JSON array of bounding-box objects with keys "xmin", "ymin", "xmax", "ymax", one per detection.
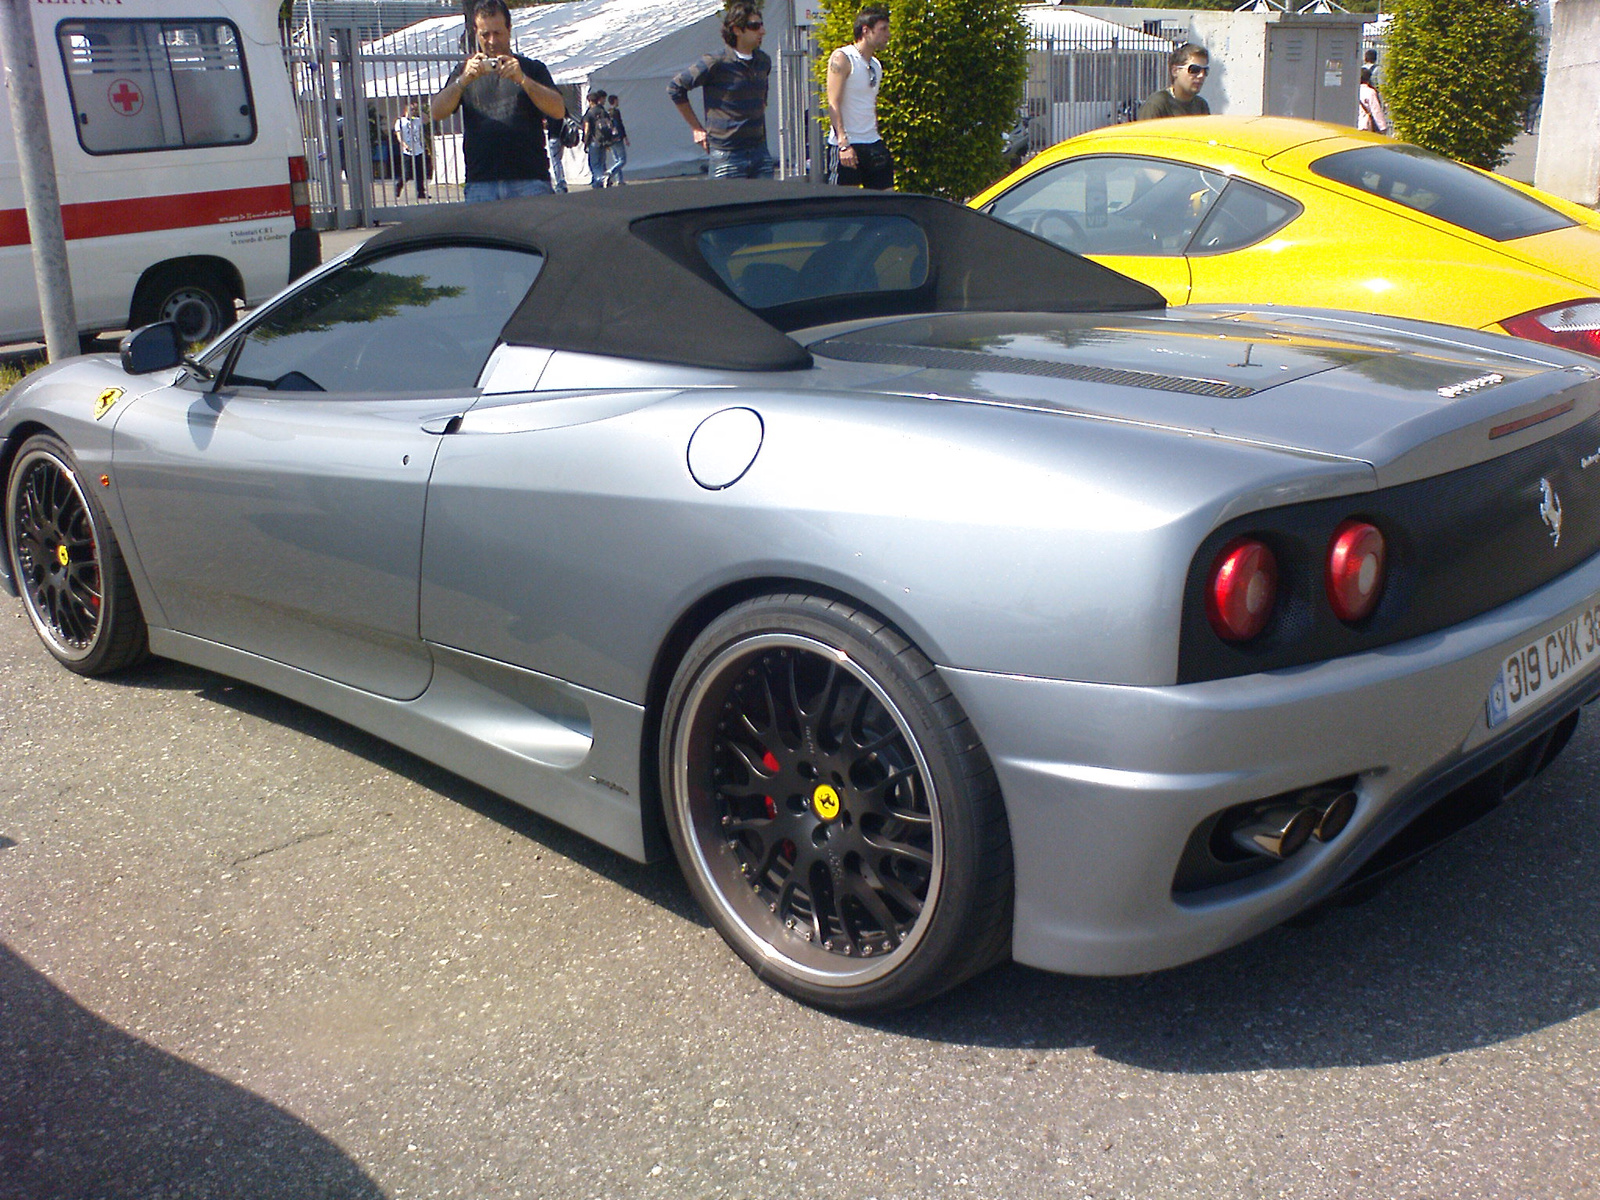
[
  {"xmin": 814, "ymin": 340, "xmax": 1257, "ymax": 399},
  {"xmin": 1179, "ymin": 409, "xmax": 1600, "ymax": 682}
]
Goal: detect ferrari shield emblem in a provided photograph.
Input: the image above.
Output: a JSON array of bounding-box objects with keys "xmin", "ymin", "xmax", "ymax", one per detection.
[{"xmin": 93, "ymin": 387, "xmax": 123, "ymax": 420}]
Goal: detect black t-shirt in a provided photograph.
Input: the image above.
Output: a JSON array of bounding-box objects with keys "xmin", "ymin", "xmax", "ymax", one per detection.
[
  {"xmin": 1137, "ymin": 89, "xmax": 1210, "ymax": 121},
  {"xmin": 445, "ymin": 53, "xmax": 557, "ymax": 182}
]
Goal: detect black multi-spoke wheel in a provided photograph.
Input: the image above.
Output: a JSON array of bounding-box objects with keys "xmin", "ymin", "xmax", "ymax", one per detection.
[
  {"xmin": 5, "ymin": 434, "xmax": 147, "ymax": 674},
  {"xmin": 662, "ymin": 594, "xmax": 1012, "ymax": 1010}
]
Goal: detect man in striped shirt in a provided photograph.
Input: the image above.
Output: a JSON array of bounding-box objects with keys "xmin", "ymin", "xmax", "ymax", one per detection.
[{"xmin": 668, "ymin": 1, "xmax": 774, "ymax": 179}]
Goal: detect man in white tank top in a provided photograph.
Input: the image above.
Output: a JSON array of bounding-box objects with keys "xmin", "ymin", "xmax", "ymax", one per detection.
[{"xmin": 826, "ymin": 7, "xmax": 894, "ymax": 190}]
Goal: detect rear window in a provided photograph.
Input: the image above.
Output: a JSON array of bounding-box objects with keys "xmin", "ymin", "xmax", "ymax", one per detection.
[
  {"xmin": 697, "ymin": 215, "xmax": 929, "ymax": 310},
  {"xmin": 57, "ymin": 19, "xmax": 256, "ymax": 155},
  {"xmin": 1310, "ymin": 144, "xmax": 1572, "ymax": 242}
]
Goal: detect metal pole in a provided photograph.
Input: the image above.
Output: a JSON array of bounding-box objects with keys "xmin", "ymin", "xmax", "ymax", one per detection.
[{"xmin": 0, "ymin": 0, "xmax": 76, "ymax": 360}]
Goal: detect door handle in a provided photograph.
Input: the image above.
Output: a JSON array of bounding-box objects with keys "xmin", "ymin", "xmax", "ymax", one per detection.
[{"xmin": 421, "ymin": 414, "xmax": 463, "ymax": 435}]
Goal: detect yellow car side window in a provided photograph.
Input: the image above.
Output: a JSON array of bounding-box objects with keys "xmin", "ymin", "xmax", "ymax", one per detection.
[{"xmin": 988, "ymin": 155, "xmax": 1228, "ymax": 258}]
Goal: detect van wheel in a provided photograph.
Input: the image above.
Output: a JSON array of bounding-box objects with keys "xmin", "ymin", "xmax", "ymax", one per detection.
[{"xmin": 131, "ymin": 267, "xmax": 236, "ymax": 344}]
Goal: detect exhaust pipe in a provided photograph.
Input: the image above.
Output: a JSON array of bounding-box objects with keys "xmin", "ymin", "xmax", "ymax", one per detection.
[
  {"xmin": 1312, "ymin": 789, "xmax": 1357, "ymax": 842},
  {"xmin": 1231, "ymin": 804, "xmax": 1317, "ymax": 860}
]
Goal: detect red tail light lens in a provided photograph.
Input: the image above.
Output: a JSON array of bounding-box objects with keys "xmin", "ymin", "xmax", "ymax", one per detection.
[
  {"xmin": 1500, "ymin": 299, "xmax": 1600, "ymax": 357},
  {"xmin": 288, "ymin": 156, "xmax": 312, "ymax": 229},
  {"xmin": 1207, "ymin": 537, "xmax": 1278, "ymax": 642},
  {"xmin": 1326, "ymin": 519, "xmax": 1386, "ymax": 622}
]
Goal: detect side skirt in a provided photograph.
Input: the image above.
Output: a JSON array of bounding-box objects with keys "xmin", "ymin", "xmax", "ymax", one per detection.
[{"xmin": 148, "ymin": 628, "xmax": 654, "ymax": 861}]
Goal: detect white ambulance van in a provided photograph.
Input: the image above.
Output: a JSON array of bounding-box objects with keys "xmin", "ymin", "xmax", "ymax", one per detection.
[{"xmin": 2, "ymin": 0, "xmax": 318, "ymax": 346}]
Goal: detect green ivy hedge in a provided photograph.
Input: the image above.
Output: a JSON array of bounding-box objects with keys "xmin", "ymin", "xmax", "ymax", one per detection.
[
  {"xmin": 814, "ymin": 0, "xmax": 1029, "ymax": 198},
  {"xmin": 1386, "ymin": 0, "xmax": 1542, "ymax": 170}
]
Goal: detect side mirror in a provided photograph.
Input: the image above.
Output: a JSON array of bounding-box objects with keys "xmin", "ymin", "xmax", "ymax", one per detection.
[{"xmin": 119, "ymin": 322, "xmax": 184, "ymax": 375}]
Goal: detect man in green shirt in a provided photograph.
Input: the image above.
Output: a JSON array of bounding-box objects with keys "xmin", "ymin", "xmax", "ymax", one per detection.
[{"xmin": 1138, "ymin": 43, "xmax": 1211, "ymax": 120}]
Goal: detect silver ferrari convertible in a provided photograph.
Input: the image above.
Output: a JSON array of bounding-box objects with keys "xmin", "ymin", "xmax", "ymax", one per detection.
[{"xmin": 6, "ymin": 182, "xmax": 1600, "ymax": 1010}]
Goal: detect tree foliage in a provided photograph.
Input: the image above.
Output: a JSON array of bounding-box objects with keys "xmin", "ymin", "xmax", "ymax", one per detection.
[
  {"xmin": 1122, "ymin": 0, "xmax": 1379, "ymax": 9},
  {"xmin": 816, "ymin": 0, "xmax": 1029, "ymax": 198},
  {"xmin": 1385, "ymin": 0, "xmax": 1541, "ymax": 170}
]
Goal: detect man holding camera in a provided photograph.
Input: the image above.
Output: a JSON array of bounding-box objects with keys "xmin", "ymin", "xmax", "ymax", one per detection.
[{"xmin": 430, "ymin": 0, "xmax": 566, "ymax": 201}]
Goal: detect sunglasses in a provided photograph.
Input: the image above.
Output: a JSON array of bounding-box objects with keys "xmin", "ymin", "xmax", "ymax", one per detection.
[
  {"xmin": 743, "ymin": 19, "xmax": 764, "ymax": 29},
  {"xmin": 1183, "ymin": 63, "xmax": 1210, "ymax": 76}
]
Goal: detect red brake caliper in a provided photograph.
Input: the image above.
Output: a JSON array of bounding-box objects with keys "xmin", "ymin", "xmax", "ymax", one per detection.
[{"xmin": 761, "ymin": 750, "xmax": 780, "ymax": 818}]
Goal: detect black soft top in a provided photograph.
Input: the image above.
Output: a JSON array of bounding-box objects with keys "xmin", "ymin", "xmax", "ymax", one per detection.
[{"xmin": 354, "ymin": 180, "xmax": 1165, "ymax": 372}]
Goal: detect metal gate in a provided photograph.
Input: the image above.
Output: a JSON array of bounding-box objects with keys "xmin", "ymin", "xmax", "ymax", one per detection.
[
  {"xmin": 285, "ymin": 24, "xmax": 477, "ymax": 228},
  {"xmin": 1020, "ymin": 28, "xmax": 1175, "ymax": 163}
]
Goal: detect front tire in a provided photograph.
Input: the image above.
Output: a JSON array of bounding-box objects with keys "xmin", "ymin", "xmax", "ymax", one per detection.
[
  {"xmin": 5, "ymin": 434, "xmax": 148, "ymax": 674},
  {"xmin": 661, "ymin": 594, "xmax": 1012, "ymax": 1011}
]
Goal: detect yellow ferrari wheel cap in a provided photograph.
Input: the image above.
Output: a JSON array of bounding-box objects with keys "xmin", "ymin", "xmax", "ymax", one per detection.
[
  {"xmin": 811, "ymin": 784, "xmax": 841, "ymax": 821},
  {"xmin": 55, "ymin": 544, "xmax": 69, "ymax": 567}
]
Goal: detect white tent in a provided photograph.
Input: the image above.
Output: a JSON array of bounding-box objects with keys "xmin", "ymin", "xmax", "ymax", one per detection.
[
  {"xmin": 364, "ymin": 0, "xmax": 793, "ymax": 182},
  {"xmin": 1023, "ymin": 6, "xmax": 1175, "ymax": 50}
]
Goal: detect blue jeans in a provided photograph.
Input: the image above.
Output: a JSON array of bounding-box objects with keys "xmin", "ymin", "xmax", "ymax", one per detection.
[
  {"xmin": 709, "ymin": 144, "xmax": 775, "ymax": 179},
  {"xmin": 605, "ymin": 142, "xmax": 627, "ymax": 186},
  {"xmin": 587, "ymin": 142, "xmax": 608, "ymax": 188},
  {"xmin": 464, "ymin": 178, "xmax": 554, "ymax": 203},
  {"xmin": 545, "ymin": 136, "xmax": 568, "ymax": 192}
]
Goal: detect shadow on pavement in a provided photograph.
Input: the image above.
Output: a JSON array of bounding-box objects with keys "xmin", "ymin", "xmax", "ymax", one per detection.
[
  {"xmin": 120, "ymin": 657, "xmax": 704, "ymax": 927},
  {"xmin": 105, "ymin": 659, "xmax": 1600, "ymax": 1072},
  {"xmin": 0, "ymin": 942, "xmax": 385, "ymax": 1200},
  {"xmin": 875, "ymin": 744, "xmax": 1600, "ymax": 1070}
]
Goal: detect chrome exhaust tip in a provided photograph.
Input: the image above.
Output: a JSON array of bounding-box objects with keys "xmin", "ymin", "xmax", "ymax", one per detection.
[
  {"xmin": 1231, "ymin": 804, "xmax": 1317, "ymax": 861},
  {"xmin": 1313, "ymin": 789, "xmax": 1357, "ymax": 842}
]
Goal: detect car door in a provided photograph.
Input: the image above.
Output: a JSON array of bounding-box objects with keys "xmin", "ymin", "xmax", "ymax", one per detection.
[
  {"xmin": 111, "ymin": 243, "xmax": 544, "ymax": 700},
  {"xmin": 983, "ymin": 154, "xmax": 1227, "ymax": 306}
]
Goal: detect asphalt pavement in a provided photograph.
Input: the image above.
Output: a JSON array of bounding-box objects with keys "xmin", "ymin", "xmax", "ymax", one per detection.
[{"xmin": 1, "ymin": 603, "xmax": 1598, "ymax": 1199}]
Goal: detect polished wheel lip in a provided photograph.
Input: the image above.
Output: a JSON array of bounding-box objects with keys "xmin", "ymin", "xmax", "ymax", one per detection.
[
  {"xmin": 7, "ymin": 447, "xmax": 103, "ymax": 662},
  {"xmin": 672, "ymin": 631, "xmax": 944, "ymax": 988}
]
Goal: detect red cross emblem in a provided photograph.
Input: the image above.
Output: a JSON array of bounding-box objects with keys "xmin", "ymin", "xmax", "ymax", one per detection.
[{"xmin": 108, "ymin": 79, "xmax": 143, "ymax": 116}]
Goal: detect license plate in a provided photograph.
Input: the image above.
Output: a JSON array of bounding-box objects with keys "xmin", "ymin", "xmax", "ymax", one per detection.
[{"xmin": 1486, "ymin": 598, "xmax": 1600, "ymax": 729}]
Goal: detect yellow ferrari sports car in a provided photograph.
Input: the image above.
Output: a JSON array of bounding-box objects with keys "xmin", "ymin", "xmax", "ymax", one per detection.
[{"xmin": 971, "ymin": 116, "xmax": 1600, "ymax": 355}]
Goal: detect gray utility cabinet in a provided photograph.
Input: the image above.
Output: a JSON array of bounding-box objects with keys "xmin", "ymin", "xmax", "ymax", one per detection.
[{"xmin": 1265, "ymin": 20, "xmax": 1362, "ymax": 123}]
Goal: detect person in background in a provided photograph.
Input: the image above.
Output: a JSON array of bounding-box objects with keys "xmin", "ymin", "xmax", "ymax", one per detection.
[
  {"xmin": 1364, "ymin": 46, "xmax": 1382, "ymax": 91},
  {"xmin": 1358, "ymin": 66, "xmax": 1390, "ymax": 135},
  {"xmin": 581, "ymin": 88, "xmax": 614, "ymax": 188},
  {"xmin": 429, "ymin": 0, "xmax": 565, "ymax": 201},
  {"xmin": 668, "ymin": 1, "xmax": 774, "ymax": 179},
  {"xmin": 1138, "ymin": 43, "xmax": 1211, "ymax": 121},
  {"xmin": 826, "ymin": 6, "xmax": 893, "ymax": 190},
  {"xmin": 605, "ymin": 94, "xmax": 629, "ymax": 186},
  {"xmin": 393, "ymin": 101, "xmax": 428, "ymax": 199},
  {"xmin": 546, "ymin": 110, "xmax": 570, "ymax": 193}
]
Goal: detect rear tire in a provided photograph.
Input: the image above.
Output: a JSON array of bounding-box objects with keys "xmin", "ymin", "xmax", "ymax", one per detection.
[
  {"xmin": 660, "ymin": 593, "xmax": 1012, "ymax": 1011},
  {"xmin": 131, "ymin": 266, "xmax": 236, "ymax": 344},
  {"xmin": 5, "ymin": 434, "xmax": 148, "ymax": 674}
]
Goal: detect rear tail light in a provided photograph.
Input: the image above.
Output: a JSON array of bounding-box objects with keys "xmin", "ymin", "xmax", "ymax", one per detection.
[
  {"xmin": 1325, "ymin": 519, "xmax": 1386, "ymax": 622},
  {"xmin": 289, "ymin": 155, "xmax": 312, "ymax": 230},
  {"xmin": 1500, "ymin": 299, "xmax": 1600, "ymax": 357},
  {"xmin": 1207, "ymin": 537, "xmax": 1278, "ymax": 642}
]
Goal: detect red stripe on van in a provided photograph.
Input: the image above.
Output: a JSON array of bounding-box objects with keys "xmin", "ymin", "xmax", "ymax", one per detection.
[{"xmin": 0, "ymin": 184, "xmax": 293, "ymax": 247}]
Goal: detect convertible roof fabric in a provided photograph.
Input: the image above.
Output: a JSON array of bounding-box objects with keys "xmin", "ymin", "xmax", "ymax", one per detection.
[{"xmin": 355, "ymin": 181, "xmax": 1167, "ymax": 372}]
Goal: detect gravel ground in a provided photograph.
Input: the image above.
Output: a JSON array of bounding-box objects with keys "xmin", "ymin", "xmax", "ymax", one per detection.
[{"xmin": 1, "ymin": 606, "xmax": 1597, "ymax": 1200}]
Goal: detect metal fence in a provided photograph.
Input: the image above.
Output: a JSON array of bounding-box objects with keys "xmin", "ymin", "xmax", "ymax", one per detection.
[
  {"xmin": 280, "ymin": 18, "xmax": 1163, "ymax": 228},
  {"xmin": 284, "ymin": 19, "xmax": 820, "ymax": 229},
  {"xmin": 1019, "ymin": 28, "xmax": 1176, "ymax": 162},
  {"xmin": 286, "ymin": 27, "xmax": 496, "ymax": 228}
]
